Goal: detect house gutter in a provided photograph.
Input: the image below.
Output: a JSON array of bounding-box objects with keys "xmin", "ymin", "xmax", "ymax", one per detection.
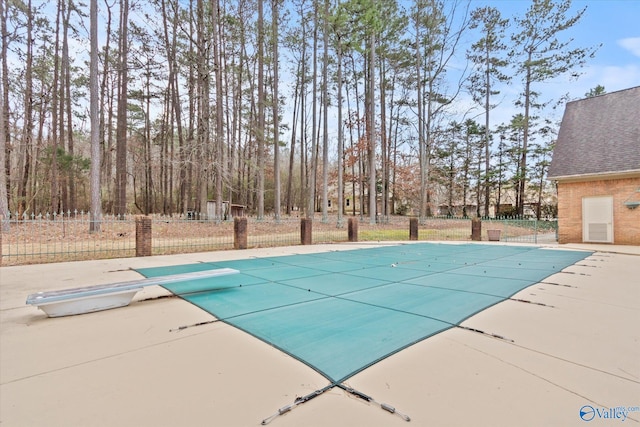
[{"xmin": 548, "ymin": 169, "xmax": 640, "ymax": 183}]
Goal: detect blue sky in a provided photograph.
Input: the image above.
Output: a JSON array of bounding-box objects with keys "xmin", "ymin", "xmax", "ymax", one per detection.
[
  {"xmin": 489, "ymin": 0, "xmax": 640, "ymax": 96},
  {"xmin": 458, "ymin": 0, "xmax": 640, "ymax": 131},
  {"xmin": 562, "ymin": 0, "xmax": 640, "ymax": 93}
]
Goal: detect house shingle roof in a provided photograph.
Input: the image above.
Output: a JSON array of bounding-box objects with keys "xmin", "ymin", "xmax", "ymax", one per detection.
[{"xmin": 548, "ymin": 86, "xmax": 640, "ymax": 180}]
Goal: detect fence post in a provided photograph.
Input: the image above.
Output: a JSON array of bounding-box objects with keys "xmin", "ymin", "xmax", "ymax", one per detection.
[
  {"xmin": 301, "ymin": 218, "xmax": 312, "ymax": 245},
  {"xmin": 409, "ymin": 217, "xmax": 418, "ymax": 241},
  {"xmin": 348, "ymin": 217, "xmax": 358, "ymax": 242},
  {"xmin": 471, "ymin": 218, "xmax": 482, "ymax": 241},
  {"xmin": 234, "ymin": 217, "xmax": 248, "ymax": 249},
  {"xmin": 135, "ymin": 215, "xmax": 152, "ymax": 257}
]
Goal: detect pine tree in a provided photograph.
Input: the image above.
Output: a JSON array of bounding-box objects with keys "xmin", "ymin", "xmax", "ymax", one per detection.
[
  {"xmin": 511, "ymin": 0, "xmax": 598, "ymax": 215},
  {"xmin": 467, "ymin": 6, "xmax": 509, "ymax": 217}
]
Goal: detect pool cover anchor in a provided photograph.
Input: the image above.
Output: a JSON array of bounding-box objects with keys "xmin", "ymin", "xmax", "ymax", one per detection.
[
  {"xmin": 458, "ymin": 325, "xmax": 514, "ymax": 343},
  {"xmin": 260, "ymin": 383, "xmax": 411, "ymax": 424},
  {"xmin": 261, "ymin": 385, "xmax": 333, "ymax": 425},
  {"xmin": 338, "ymin": 384, "xmax": 411, "ymax": 422}
]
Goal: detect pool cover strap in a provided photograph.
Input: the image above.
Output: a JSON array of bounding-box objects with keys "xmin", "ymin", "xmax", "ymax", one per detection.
[
  {"xmin": 261, "ymin": 382, "xmax": 410, "ymax": 425},
  {"xmin": 261, "ymin": 384, "xmax": 332, "ymax": 425},
  {"xmin": 338, "ymin": 384, "xmax": 411, "ymax": 421}
]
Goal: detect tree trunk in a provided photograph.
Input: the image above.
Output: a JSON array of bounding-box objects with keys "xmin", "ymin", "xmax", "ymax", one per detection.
[
  {"xmin": 415, "ymin": 9, "xmax": 425, "ymax": 220},
  {"xmin": 379, "ymin": 60, "xmax": 387, "ymax": 219},
  {"xmin": 321, "ymin": 0, "xmax": 329, "ymax": 223},
  {"xmin": 89, "ymin": 0, "xmax": 101, "ymax": 231},
  {"xmin": 286, "ymin": 59, "xmax": 300, "ymax": 215},
  {"xmin": 299, "ymin": 29, "xmax": 307, "ymax": 216},
  {"xmin": 144, "ymin": 65, "xmax": 153, "ymax": 214},
  {"xmin": 483, "ymin": 43, "xmax": 491, "ymax": 217},
  {"xmin": 0, "ymin": 0, "xmax": 10, "ymax": 223},
  {"xmin": 519, "ymin": 50, "xmax": 532, "ymax": 217},
  {"xmin": 212, "ymin": 0, "xmax": 224, "ymax": 219},
  {"xmin": 196, "ymin": 0, "xmax": 210, "ymax": 215},
  {"xmin": 336, "ymin": 43, "xmax": 344, "ymax": 225},
  {"xmin": 17, "ymin": 0, "xmax": 34, "ymax": 216},
  {"xmin": 272, "ymin": 0, "xmax": 281, "ymax": 220},
  {"xmin": 307, "ymin": 1, "xmax": 318, "ymax": 219},
  {"xmin": 115, "ymin": 0, "xmax": 129, "ymax": 217},
  {"xmin": 48, "ymin": 0, "xmax": 62, "ymax": 214},
  {"xmin": 99, "ymin": 0, "xmax": 113, "ymax": 212},
  {"xmin": 256, "ymin": 0, "xmax": 265, "ymax": 219},
  {"xmin": 367, "ymin": 31, "xmax": 376, "ymax": 224},
  {"xmin": 161, "ymin": 0, "xmax": 185, "ymax": 214},
  {"xmin": 63, "ymin": 2, "xmax": 75, "ymax": 211}
]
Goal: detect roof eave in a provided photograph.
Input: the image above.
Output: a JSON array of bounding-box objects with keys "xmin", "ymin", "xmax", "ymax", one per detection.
[{"xmin": 549, "ymin": 169, "xmax": 640, "ymax": 183}]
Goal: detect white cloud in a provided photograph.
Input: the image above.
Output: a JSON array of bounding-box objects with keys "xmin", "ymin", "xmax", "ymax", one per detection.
[
  {"xmin": 556, "ymin": 63, "xmax": 640, "ymax": 100},
  {"xmin": 618, "ymin": 37, "xmax": 640, "ymax": 57},
  {"xmin": 598, "ymin": 64, "xmax": 640, "ymax": 91}
]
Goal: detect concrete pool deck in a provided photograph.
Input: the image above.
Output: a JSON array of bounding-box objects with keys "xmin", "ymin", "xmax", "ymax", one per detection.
[{"xmin": 1, "ymin": 242, "xmax": 639, "ymax": 426}]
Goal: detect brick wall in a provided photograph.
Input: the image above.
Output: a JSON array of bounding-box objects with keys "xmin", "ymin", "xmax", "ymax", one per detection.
[
  {"xmin": 557, "ymin": 176, "xmax": 640, "ymax": 245},
  {"xmin": 135, "ymin": 216, "xmax": 152, "ymax": 256}
]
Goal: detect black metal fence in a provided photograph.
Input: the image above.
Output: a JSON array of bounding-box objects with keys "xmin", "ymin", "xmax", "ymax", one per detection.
[{"xmin": 1, "ymin": 211, "xmax": 557, "ymax": 266}]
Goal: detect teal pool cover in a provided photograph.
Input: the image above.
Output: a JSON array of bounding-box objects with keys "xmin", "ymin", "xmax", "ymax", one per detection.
[{"xmin": 137, "ymin": 243, "xmax": 590, "ymax": 385}]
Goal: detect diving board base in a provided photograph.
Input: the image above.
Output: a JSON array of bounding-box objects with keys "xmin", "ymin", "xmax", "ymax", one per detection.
[{"xmin": 33, "ymin": 288, "xmax": 143, "ymax": 317}]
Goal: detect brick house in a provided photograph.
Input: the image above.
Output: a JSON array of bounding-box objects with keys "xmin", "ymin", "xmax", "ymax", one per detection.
[{"xmin": 548, "ymin": 86, "xmax": 640, "ymax": 245}]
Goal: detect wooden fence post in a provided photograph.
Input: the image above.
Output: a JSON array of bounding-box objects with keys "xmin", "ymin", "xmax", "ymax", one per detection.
[
  {"xmin": 348, "ymin": 217, "xmax": 358, "ymax": 242},
  {"xmin": 409, "ymin": 217, "xmax": 418, "ymax": 241},
  {"xmin": 301, "ymin": 218, "xmax": 312, "ymax": 245},
  {"xmin": 135, "ymin": 216, "xmax": 152, "ymax": 257},
  {"xmin": 234, "ymin": 217, "xmax": 248, "ymax": 249}
]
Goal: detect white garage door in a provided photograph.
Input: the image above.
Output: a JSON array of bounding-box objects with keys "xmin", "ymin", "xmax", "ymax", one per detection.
[{"xmin": 582, "ymin": 196, "xmax": 613, "ymax": 243}]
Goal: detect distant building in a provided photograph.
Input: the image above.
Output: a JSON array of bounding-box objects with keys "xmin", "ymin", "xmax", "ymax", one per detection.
[
  {"xmin": 206, "ymin": 201, "xmax": 245, "ymax": 220},
  {"xmin": 548, "ymin": 87, "xmax": 640, "ymax": 245}
]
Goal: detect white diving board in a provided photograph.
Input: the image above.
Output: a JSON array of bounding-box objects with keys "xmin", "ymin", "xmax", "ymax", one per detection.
[{"xmin": 26, "ymin": 268, "xmax": 239, "ymax": 318}]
